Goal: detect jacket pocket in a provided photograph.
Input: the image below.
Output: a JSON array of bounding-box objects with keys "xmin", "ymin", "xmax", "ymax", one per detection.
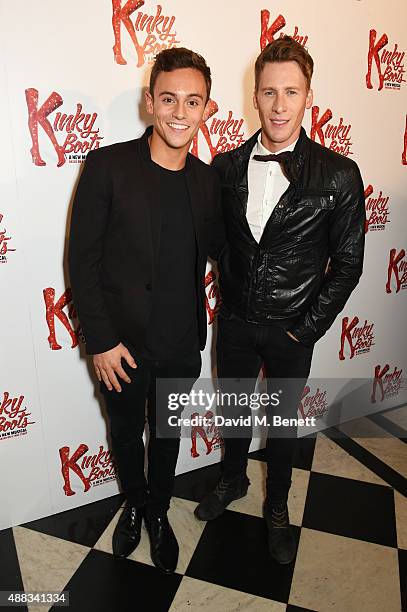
[{"xmin": 295, "ymin": 188, "xmax": 336, "ymax": 209}]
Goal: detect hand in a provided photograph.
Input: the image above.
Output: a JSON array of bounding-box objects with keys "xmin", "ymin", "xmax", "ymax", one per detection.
[
  {"xmin": 93, "ymin": 342, "xmax": 137, "ymax": 392},
  {"xmin": 286, "ymin": 330, "xmax": 299, "ymax": 342}
]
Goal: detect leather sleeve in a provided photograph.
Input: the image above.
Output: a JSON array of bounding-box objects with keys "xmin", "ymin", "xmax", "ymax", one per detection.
[
  {"xmin": 207, "ymin": 172, "xmax": 226, "ymax": 261},
  {"xmin": 68, "ymin": 150, "xmax": 120, "ymax": 355},
  {"xmin": 288, "ymin": 162, "xmax": 366, "ymax": 346}
]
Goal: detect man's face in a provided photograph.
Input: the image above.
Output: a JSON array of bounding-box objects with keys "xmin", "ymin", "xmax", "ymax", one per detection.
[
  {"xmin": 253, "ymin": 60, "xmax": 313, "ymax": 152},
  {"xmin": 145, "ymin": 67, "xmax": 210, "ymax": 151}
]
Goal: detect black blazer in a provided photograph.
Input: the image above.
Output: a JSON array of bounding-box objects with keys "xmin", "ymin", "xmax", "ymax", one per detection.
[{"xmin": 68, "ymin": 126, "xmax": 225, "ymax": 355}]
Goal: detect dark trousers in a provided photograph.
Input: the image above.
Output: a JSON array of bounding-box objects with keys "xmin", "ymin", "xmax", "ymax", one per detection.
[
  {"xmin": 216, "ymin": 313, "xmax": 314, "ymax": 503},
  {"xmin": 102, "ymin": 351, "xmax": 201, "ymax": 517}
]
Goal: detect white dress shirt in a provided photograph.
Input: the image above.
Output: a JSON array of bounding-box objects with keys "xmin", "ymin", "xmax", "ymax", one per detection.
[{"xmin": 247, "ymin": 134, "xmax": 298, "ymax": 243}]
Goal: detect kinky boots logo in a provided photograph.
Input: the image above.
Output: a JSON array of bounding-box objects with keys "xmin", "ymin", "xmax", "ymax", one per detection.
[
  {"xmin": 311, "ymin": 106, "xmax": 353, "ymax": 157},
  {"xmin": 59, "ymin": 444, "xmax": 116, "ymax": 496},
  {"xmin": 386, "ymin": 248, "xmax": 407, "ymax": 293},
  {"xmin": 111, "ymin": 1, "xmax": 178, "ymax": 67},
  {"xmin": 43, "ymin": 287, "xmax": 84, "ymax": 350},
  {"xmin": 205, "ymin": 271, "xmax": 221, "ymax": 324},
  {"xmin": 190, "ymin": 411, "xmax": 223, "ymax": 458},
  {"xmin": 298, "ymin": 385, "xmax": 328, "ymax": 420},
  {"xmin": 260, "ymin": 8, "xmax": 308, "ymax": 50},
  {"xmin": 365, "ymin": 29, "xmax": 405, "ymax": 91},
  {"xmin": 0, "ymin": 213, "xmax": 16, "ymax": 264},
  {"xmin": 339, "ymin": 316, "xmax": 375, "ymax": 360},
  {"xmin": 25, "ymin": 88, "xmax": 103, "ymax": 167},
  {"xmin": 364, "ymin": 184, "xmax": 390, "ymax": 233},
  {"xmin": 191, "ymin": 100, "xmax": 246, "ymax": 161},
  {"xmin": 0, "ymin": 392, "xmax": 35, "ymax": 441},
  {"xmin": 371, "ymin": 364, "xmax": 404, "ymax": 403}
]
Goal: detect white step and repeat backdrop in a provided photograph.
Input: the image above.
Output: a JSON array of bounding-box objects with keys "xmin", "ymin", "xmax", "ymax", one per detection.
[{"xmin": 1, "ymin": 0, "xmax": 406, "ymax": 529}]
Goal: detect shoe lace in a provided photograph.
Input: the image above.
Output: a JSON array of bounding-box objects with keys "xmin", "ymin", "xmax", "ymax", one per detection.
[
  {"xmin": 270, "ymin": 505, "xmax": 288, "ymax": 528},
  {"xmin": 213, "ymin": 477, "xmax": 233, "ymax": 498}
]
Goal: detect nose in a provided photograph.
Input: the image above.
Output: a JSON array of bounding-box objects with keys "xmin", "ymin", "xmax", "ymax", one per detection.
[
  {"xmin": 272, "ymin": 93, "xmax": 286, "ymax": 114},
  {"xmin": 173, "ymin": 100, "xmax": 186, "ymax": 119}
]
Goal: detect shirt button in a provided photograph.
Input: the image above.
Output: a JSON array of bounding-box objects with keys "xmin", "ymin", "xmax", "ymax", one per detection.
[{"xmin": 145, "ymin": 283, "xmax": 152, "ymax": 291}]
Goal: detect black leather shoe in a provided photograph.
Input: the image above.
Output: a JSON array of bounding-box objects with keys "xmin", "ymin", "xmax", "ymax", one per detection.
[
  {"xmin": 194, "ymin": 474, "xmax": 250, "ymax": 521},
  {"xmin": 264, "ymin": 500, "xmax": 296, "ymax": 564},
  {"xmin": 112, "ymin": 504, "xmax": 143, "ymax": 559},
  {"xmin": 144, "ymin": 513, "xmax": 179, "ymax": 573}
]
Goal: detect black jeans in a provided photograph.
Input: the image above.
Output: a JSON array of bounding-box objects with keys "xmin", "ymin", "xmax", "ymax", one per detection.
[
  {"xmin": 216, "ymin": 312, "xmax": 314, "ymax": 503},
  {"xmin": 102, "ymin": 350, "xmax": 201, "ymax": 517}
]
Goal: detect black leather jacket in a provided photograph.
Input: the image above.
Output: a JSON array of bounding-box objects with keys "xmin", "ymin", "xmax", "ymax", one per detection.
[{"xmin": 213, "ymin": 127, "xmax": 366, "ymax": 347}]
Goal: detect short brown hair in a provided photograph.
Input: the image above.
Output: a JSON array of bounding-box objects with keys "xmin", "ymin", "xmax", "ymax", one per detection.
[
  {"xmin": 255, "ymin": 36, "xmax": 314, "ymax": 91},
  {"xmin": 149, "ymin": 47, "xmax": 212, "ymax": 101}
]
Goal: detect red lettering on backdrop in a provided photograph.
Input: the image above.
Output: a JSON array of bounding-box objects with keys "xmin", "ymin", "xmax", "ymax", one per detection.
[
  {"xmin": 59, "ymin": 444, "xmax": 90, "ymax": 496},
  {"xmin": 0, "ymin": 392, "xmax": 35, "ymax": 434},
  {"xmin": 311, "ymin": 107, "xmax": 333, "ymax": 146},
  {"xmin": 190, "ymin": 411, "xmax": 222, "ymax": 458},
  {"xmin": 112, "ymin": 0, "xmax": 145, "ymax": 66},
  {"xmin": 191, "ymin": 100, "xmax": 219, "ymax": 159},
  {"xmin": 43, "ymin": 287, "xmax": 80, "ymax": 350},
  {"xmin": 364, "ymin": 185, "xmax": 390, "ymax": 232},
  {"xmin": 0, "ymin": 214, "xmax": 16, "ymax": 259},
  {"xmin": 403, "ymin": 115, "xmax": 407, "ymax": 165},
  {"xmin": 339, "ymin": 316, "xmax": 359, "ymax": 360},
  {"xmin": 364, "ymin": 185, "xmax": 374, "ymax": 233},
  {"xmin": 371, "ymin": 364, "xmax": 390, "ymax": 402},
  {"xmin": 260, "ymin": 10, "xmax": 286, "ymax": 49},
  {"xmin": 205, "ymin": 271, "xmax": 221, "ymax": 324},
  {"xmin": 112, "ymin": 2, "xmax": 178, "ymax": 67},
  {"xmin": 366, "ymin": 29, "xmax": 389, "ymax": 91},
  {"xmin": 25, "ymin": 88, "xmax": 65, "ymax": 167},
  {"xmin": 260, "ymin": 11, "xmax": 308, "ymax": 51},
  {"xmin": 371, "ymin": 364, "xmax": 403, "ymax": 402},
  {"xmin": 311, "ymin": 107, "xmax": 353, "ymax": 156},
  {"xmin": 298, "ymin": 386, "xmax": 328, "ymax": 419},
  {"xmin": 386, "ymin": 248, "xmax": 406, "ymax": 293}
]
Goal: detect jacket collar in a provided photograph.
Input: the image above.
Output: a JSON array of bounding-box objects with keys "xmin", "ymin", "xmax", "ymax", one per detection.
[
  {"xmin": 232, "ymin": 126, "xmax": 308, "ymax": 188},
  {"xmin": 139, "ymin": 125, "xmax": 194, "ymax": 171}
]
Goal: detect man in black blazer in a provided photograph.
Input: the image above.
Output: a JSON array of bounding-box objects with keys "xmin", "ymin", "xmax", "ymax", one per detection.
[{"xmin": 69, "ymin": 48, "xmax": 224, "ymax": 573}]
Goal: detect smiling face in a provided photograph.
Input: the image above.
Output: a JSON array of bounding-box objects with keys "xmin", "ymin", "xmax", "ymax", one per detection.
[
  {"xmin": 253, "ymin": 60, "xmax": 313, "ymax": 152},
  {"xmin": 145, "ymin": 67, "xmax": 210, "ymax": 156}
]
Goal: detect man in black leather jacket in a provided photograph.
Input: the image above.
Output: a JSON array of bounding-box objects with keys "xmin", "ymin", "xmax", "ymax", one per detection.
[{"xmin": 195, "ymin": 37, "xmax": 365, "ymax": 564}]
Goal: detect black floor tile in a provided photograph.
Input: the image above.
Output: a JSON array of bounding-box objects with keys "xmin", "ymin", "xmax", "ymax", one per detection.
[
  {"xmin": 21, "ymin": 494, "xmax": 125, "ymax": 548},
  {"xmin": 303, "ymin": 472, "xmax": 397, "ymax": 547},
  {"xmin": 399, "ymin": 548, "xmax": 407, "ymax": 612},
  {"xmin": 185, "ymin": 510, "xmax": 299, "ymax": 603},
  {"xmin": 249, "ymin": 436, "xmax": 316, "ymax": 471},
  {"xmin": 173, "ymin": 461, "xmax": 221, "ymax": 503},
  {"xmin": 52, "ymin": 548, "xmax": 182, "ymax": 612},
  {"xmin": 324, "ymin": 427, "xmax": 407, "ymax": 496},
  {"xmin": 286, "ymin": 605, "xmax": 317, "ymax": 612},
  {"xmin": 0, "ymin": 529, "xmax": 28, "ymax": 611}
]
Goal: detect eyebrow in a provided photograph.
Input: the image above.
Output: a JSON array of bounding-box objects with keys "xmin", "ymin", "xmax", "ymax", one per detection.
[
  {"xmin": 260, "ymin": 86, "xmax": 301, "ymax": 91},
  {"xmin": 158, "ymin": 91, "xmax": 204, "ymax": 100}
]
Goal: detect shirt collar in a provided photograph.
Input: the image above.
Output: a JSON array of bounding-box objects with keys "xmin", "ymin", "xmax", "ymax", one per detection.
[{"xmin": 252, "ymin": 133, "xmax": 298, "ymax": 158}]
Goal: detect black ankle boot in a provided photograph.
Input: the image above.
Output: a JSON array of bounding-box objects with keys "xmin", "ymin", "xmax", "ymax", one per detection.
[
  {"xmin": 194, "ymin": 474, "xmax": 250, "ymax": 521},
  {"xmin": 264, "ymin": 500, "xmax": 296, "ymax": 564},
  {"xmin": 112, "ymin": 504, "xmax": 143, "ymax": 559},
  {"xmin": 144, "ymin": 513, "xmax": 179, "ymax": 573}
]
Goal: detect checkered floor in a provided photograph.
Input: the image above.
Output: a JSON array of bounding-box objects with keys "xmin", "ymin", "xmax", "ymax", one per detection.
[{"xmin": 2, "ymin": 405, "xmax": 406, "ymax": 612}]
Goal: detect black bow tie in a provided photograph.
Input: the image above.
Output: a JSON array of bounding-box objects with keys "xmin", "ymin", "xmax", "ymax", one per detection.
[{"xmin": 252, "ymin": 150, "xmax": 294, "ymax": 181}]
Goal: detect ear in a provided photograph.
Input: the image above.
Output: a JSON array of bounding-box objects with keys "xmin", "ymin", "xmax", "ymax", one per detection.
[
  {"xmin": 253, "ymin": 89, "xmax": 259, "ymax": 111},
  {"xmin": 145, "ymin": 90, "xmax": 154, "ymax": 115},
  {"xmin": 202, "ymin": 98, "xmax": 213, "ymax": 123},
  {"xmin": 305, "ymin": 88, "xmax": 313, "ymax": 109}
]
